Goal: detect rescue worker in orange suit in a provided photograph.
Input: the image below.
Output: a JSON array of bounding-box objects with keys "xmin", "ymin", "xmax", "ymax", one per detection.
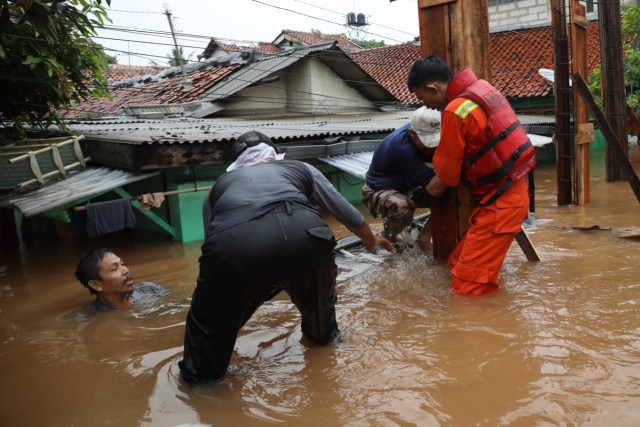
[{"xmin": 407, "ymin": 55, "xmax": 536, "ymax": 296}]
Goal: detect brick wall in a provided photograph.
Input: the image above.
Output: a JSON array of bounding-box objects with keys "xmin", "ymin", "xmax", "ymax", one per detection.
[{"xmin": 488, "ymin": 0, "xmax": 600, "ymax": 33}]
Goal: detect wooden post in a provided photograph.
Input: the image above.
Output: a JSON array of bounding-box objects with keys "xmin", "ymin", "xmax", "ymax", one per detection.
[
  {"xmin": 417, "ymin": 0, "xmax": 489, "ymax": 258},
  {"xmin": 597, "ymin": 0, "xmax": 628, "ymax": 182},
  {"xmin": 571, "ymin": 0, "xmax": 592, "ymax": 204},
  {"xmin": 552, "ymin": 0, "xmax": 573, "ymax": 205}
]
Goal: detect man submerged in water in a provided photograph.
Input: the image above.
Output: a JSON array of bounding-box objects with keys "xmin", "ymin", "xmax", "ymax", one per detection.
[{"xmin": 75, "ymin": 247, "xmax": 167, "ymax": 312}]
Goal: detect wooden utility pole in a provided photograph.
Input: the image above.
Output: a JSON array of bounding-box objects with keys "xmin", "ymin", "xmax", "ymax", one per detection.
[
  {"xmin": 416, "ymin": 0, "xmax": 489, "ymax": 258},
  {"xmin": 598, "ymin": 0, "xmax": 628, "ymax": 182},
  {"xmin": 571, "ymin": 0, "xmax": 593, "ymax": 204},
  {"xmin": 551, "ymin": 0, "xmax": 573, "ymax": 205}
]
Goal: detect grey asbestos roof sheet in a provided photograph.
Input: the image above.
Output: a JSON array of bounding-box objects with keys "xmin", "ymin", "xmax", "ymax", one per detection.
[
  {"xmin": 61, "ymin": 111, "xmax": 554, "ymax": 150},
  {"xmin": 0, "ymin": 167, "xmax": 158, "ymax": 216},
  {"xmin": 63, "ymin": 111, "xmax": 414, "ymax": 145}
]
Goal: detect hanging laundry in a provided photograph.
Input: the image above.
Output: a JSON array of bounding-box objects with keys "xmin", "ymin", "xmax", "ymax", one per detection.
[
  {"xmin": 140, "ymin": 192, "xmax": 166, "ymax": 210},
  {"xmin": 85, "ymin": 199, "xmax": 136, "ymax": 238}
]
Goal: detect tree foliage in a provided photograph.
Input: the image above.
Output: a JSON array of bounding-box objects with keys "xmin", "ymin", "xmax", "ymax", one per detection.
[
  {"xmin": 347, "ymin": 37, "xmax": 385, "ymax": 49},
  {"xmin": 0, "ymin": 0, "xmax": 112, "ymax": 138},
  {"xmin": 166, "ymin": 46, "xmax": 192, "ymax": 67}
]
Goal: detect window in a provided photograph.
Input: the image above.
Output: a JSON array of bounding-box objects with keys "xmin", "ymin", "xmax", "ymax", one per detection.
[
  {"xmin": 489, "ymin": 0, "xmax": 516, "ymax": 6},
  {"xmin": 584, "ymin": 0, "xmax": 594, "ymax": 13}
]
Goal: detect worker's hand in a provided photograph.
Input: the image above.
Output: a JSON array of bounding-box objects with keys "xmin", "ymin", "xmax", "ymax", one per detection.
[
  {"xmin": 362, "ymin": 235, "xmax": 394, "ymax": 254},
  {"xmin": 426, "ymin": 174, "xmax": 447, "ymax": 197}
]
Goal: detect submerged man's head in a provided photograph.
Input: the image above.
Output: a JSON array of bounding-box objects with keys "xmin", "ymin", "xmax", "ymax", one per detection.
[{"xmin": 75, "ymin": 248, "xmax": 133, "ymax": 298}]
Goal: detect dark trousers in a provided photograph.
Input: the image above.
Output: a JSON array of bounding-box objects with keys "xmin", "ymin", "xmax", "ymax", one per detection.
[{"xmin": 179, "ymin": 206, "xmax": 338, "ymax": 383}]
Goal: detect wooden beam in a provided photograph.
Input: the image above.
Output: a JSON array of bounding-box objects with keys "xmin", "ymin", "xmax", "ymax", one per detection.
[
  {"xmin": 571, "ymin": 0, "xmax": 591, "ymax": 204},
  {"xmin": 574, "ymin": 73, "xmax": 640, "ymax": 204},
  {"xmin": 515, "ymin": 230, "xmax": 541, "ymax": 262},
  {"xmin": 418, "ymin": 0, "xmax": 456, "ymax": 7}
]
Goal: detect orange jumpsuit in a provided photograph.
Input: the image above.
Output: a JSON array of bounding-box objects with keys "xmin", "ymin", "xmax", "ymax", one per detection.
[{"xmin": 433, "ymin": 98, "xmax": 530, "ymax": 296}]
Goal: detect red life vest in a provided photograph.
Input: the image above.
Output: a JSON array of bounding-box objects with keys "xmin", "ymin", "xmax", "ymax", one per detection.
[{"xmin": 446, "ymin": 68, "xmax": 536, "ymax": 204}]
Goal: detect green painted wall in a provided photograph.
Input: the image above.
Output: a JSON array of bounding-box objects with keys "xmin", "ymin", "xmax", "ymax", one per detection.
[
  {"xmin": 315, "ymin": 164, "xmax": 364, "ymax": 204},
  {"xmin": 168, "ymin": 182, "xmax": 209, "ymax": 242},
  {"xmin": 165, "ymin": 166, "xmax": 224, "ymax": 243}
]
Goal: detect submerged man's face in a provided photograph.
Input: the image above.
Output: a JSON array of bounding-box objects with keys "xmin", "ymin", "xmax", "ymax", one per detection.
[{"xmin": 90, "ymin": 252, "xmax": 134, "ymax": 296}]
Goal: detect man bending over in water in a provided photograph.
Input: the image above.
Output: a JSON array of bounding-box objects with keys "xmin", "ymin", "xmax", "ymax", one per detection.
[{"xmin": 75, "ymin": 247, "xmax": 166, "ymax": 311}]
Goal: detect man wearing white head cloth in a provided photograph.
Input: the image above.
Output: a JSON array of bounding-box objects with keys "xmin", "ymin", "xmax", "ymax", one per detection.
[
  {"xmin": 179, "ymin": 130, "xmax": 393, "ymax": 384},
  {"xmin": 362, "ymin": 107, "xmax": 445, "ymax": 246}
]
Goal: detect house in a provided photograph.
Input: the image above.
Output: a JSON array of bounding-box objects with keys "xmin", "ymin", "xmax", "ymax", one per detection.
[
  {"xmin": 196, "ymin": 29, "xmax": 361, "ymax": 60},
  {"xmin": 271, "ymin": 29, "xmax": 362, "ymax": 52},
  {"xmin": 1, "ymin": 42, "xmax": 403, "ymax": 243},
  {"xmin": 66, "ymin": 42, "xmax": 391, "ymax": 120}
]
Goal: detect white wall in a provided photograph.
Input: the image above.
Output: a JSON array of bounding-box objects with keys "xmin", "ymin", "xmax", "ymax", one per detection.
[
  {"xmin": 489, "ymin": 0, "xmax": 599, "ymax": 33},
  {"xmin": 222, "ymin": 57, "xmax": 374, "ymax": 115},
  {"xmin": 221, "ymin": 71, "xmax": 289, "ymax": 114},
  {"xmin": 290, "ymin": 58, "xmax": 374, "ymax": 114}
]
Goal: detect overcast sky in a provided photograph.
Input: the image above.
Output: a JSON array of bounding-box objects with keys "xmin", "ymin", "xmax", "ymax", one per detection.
[{"xmin": 95, "ymin": 0, "xmax": 420, "ymax": 66}]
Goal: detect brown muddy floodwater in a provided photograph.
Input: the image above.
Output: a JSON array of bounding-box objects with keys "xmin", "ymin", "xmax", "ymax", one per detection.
[{"xmin": 1, "ymin": 150, "xmax": 640, "ymax": 427}]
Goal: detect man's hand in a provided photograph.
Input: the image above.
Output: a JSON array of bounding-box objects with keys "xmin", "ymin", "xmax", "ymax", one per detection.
[
  {"xmin": 363, "ymin": 235, "xmax": 394, "ymax": 254},
  {"xmin": 355, "ymin": 224, "xmax": 394, "ymax": 254},
  {"xmin": 426, "ymin": 174, "xmax": 447, "ymax": 197}
]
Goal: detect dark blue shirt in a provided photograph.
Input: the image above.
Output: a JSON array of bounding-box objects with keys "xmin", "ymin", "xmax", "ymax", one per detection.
[{"xmin": 365, "ymin": 123, "xmax": 435, "ymax": 193}]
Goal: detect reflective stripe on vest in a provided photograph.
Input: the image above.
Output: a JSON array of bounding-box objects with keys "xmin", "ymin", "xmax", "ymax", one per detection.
[{"xmin": 454, "ymin": 99, "xmax": 478, "ymax": 119}]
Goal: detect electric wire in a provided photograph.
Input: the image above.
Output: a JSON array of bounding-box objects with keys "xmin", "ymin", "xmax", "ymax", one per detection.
[{"xmin": 249, "ymin": 0, "xmax": 406, "ymax": 43}]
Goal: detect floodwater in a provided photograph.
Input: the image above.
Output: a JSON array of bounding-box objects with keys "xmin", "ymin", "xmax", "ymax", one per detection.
[{"xmin": 1, "ymin": 149, "xmax": 640, "ymax": 427}]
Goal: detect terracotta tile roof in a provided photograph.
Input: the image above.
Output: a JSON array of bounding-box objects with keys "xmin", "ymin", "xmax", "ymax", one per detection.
[
  {"xmin": 349, "ymin": 41, "xmax": 421, "ymax": 104},
  {"xmin": 350, "ymin": 21, "xmax": 602, "ymax": 105},
  {"xmin": 107, "ymin": 64, "xmax": 168, "ymax": 83},
  {"xmin": 66, "ymin": 65, "xmax": 239, "ymax": 117},
  {"xmin": 71, "ymin": 23, "xmax": 603, "ymax": 119},
  {"xmin": 198, "ymin": 30, "xmax": 361, "ymax": 61},
  {"xmin": 280, "ymin": 29, "xmax": 362, "ymax": 51},
  {"xmin": 217, "ymin": 41, "xmax": 281, "ymax": 54},
  {"xmin": 491, "ymin": 22, "xmax": 601, "ymax": 99}
]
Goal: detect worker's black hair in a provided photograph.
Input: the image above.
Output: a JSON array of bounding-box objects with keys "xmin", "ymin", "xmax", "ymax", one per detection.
[{"xmin": 407, "ymin": 54, "xmax": 453, "ymax": 92}]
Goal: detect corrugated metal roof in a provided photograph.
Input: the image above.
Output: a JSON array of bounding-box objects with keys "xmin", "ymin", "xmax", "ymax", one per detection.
[
  {"xmin": 317, "ymin": 132, "xmax": 552, "ymax": 178},
  {"xmin": 124, "ymin": 104, "xmax": 185, "ymax": 116},
  {"xmin": 319, "ymin": 151, "xmax": 374, "ymax": 180},
  {"xmin": 187, "ymin": 101, "xmax": 224, "ymax": 118},
  {"xmin": 203, "ymin": 43, "xmax": 335, "ymax": 101},
  {"xmin": 529, "ymin": 134, "xmax": 553, "ymax": 147},
  {"xmin": 0, "ymin": 167, "xmax": 158, "ymax": 217}
]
